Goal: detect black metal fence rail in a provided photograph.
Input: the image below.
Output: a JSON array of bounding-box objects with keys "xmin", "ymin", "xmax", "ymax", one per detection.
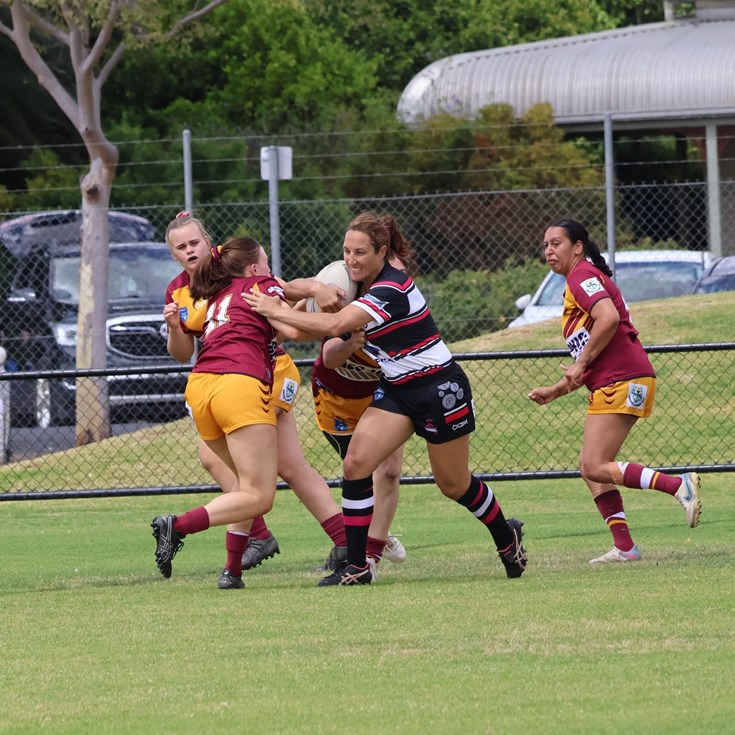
[{"xmin": 1, "ymin": 343, "xmax": 733, "ymax": 501}]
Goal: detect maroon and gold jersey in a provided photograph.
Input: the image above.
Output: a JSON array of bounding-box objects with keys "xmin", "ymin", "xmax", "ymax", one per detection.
[
  {"xmin": 311, "ymin": 338, "xmax": 382, "ymax": 400},
  {"xmin": 562, "ymin": 261, "xmax": 654, "ymax": 391},
  {"xmin": 193, "ymin": 275, "xmax": 285, "ymax": 384},
  {"xmin": 165, "ymin": 271, "xmax": 208, "ymax": 336}
]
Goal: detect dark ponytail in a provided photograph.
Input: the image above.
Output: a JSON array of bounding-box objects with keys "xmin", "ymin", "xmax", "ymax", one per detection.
[{"xmin": 550, "ymin": 218, "xmax": 613, "ymax": 277}]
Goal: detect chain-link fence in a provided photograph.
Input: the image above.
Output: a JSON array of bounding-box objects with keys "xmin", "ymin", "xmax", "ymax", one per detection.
[
  {"xmin": 1, "ymin": 170, "xmax": 734, "ymax": 497},
  {"xmin": 1, "ymin": 344, "xmax": 733, "ymax": 498}
]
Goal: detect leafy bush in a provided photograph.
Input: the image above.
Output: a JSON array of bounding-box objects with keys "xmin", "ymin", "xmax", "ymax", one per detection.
[{"xmin": 420, "ymin": 258, "xmax": 549, "ymax": 342}]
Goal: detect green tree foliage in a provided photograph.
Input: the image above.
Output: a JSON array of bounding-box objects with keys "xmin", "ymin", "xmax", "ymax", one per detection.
[{"xmin": 305, "ymin": 0, "xmax": 624, "ymax": 91}]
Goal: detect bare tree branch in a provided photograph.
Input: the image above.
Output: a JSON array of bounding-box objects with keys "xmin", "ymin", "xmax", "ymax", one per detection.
[
  {"xmin": 97, "ymin": 41, "xmax": 126, "ymax": 88},
  {"xmin": 7, "ymin": 1, "xmax": 78, "ymax": 123},
  {"xmin": 165, "ymin": 0, "xmax": 227, "ymax": 40},
  {"xmin": 82, "ymin": 0, "xmax": 124, "ymax": 76},
  {"xmin": 14, "ymin": 0, "xmax": 70, "ymax": 45}
]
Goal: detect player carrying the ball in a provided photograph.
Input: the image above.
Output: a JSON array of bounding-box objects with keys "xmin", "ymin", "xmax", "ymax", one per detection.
[{"xmin": 246, "ymin": 210, "xmax": 528, "ymax": 585}]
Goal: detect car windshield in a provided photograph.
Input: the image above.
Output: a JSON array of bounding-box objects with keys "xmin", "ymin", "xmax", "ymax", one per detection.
[
  {"xmin": 536, "ymin": 261, "xmax": 705, "ymax": 306},
  {"xmin": 49, "ymin": 247, "xmax": 181, "ymax": 303}
]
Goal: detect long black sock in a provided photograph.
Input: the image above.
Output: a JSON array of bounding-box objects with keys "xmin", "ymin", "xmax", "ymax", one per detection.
[
  {"xmin": 456, "ymin": 475, "xmax": 513, "ymax": 550},
  {"xmin": 341, "ymin": 476, "xmax": 373, "ymax": 566}
]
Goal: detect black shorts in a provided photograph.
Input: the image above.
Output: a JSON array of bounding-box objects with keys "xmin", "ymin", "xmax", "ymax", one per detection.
[{"xmin": 371, "ymin": 363, "xmax": 475, "ymax": 444}]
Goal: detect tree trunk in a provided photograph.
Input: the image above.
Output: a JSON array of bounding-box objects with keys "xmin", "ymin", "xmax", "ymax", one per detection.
[{"xmin": 75, "ymin": 157, "xmax": 113, "ymax": 446}]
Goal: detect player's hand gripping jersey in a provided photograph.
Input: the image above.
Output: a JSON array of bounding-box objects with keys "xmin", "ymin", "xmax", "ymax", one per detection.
[
  {"xmin": 166, "ymin": 270, "xmax": 208, "ymax": 337},
  {"xmin": 563, "ymin": 261, "xmax": 654, "ymax": 391}
]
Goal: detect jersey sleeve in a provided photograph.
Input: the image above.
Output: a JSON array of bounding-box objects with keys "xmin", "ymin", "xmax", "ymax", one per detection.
[
  {"xmin": 567, "ymin": 267, "xmax": 611, "ymax": 314},
  {"xmin": 350, "ymin": 282, "xmax": 406, "ymax": 327}
]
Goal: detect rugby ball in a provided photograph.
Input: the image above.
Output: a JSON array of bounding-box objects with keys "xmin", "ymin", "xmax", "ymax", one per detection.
[{"xmin": 306, "ymin": 260, "xmax": 358, "ymax": 312}]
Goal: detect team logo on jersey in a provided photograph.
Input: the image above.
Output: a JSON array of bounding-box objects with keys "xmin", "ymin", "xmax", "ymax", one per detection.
[
  {"xmin": 267, "ymin": 285, "xmax": 285, "ymax": 297},
  {"xmin": 179, "ymin": 306, "xmax": 189, "ymax": 323},
  {"xmin": 580, "ymin": 277, "xmax": 604, "ymax": 296},
  {"xmin": 280, "ymin": 377, "xmax": 298, "ymax": 405},
  {"xmin": 362, "ymin": 293, "xmax": 389, "ymax": 311},
  {"xmin": 626, "ymin": 382, "xmax": 647, "ymax": 409}
]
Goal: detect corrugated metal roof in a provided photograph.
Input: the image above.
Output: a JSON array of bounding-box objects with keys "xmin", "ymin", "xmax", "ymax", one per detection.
[{"xmin": 397, "ymin": 14, "xmax": 735, "ymax": 127}]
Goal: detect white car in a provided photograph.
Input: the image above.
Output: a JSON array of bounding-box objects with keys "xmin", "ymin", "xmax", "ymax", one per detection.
[
  {"xmin": 692, "ymin": 255, "xmax": 735, "ymax": 294},
  {"xmin": 508, "ymin": 249, "xmax": 713, "ymax": 328}
]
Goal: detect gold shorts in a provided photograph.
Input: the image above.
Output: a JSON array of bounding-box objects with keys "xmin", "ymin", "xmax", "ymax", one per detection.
[
  {"xmin": 313, "ymin": 387, "xmax": 373, "ymax": 435},
  {"xmin": 272, "ymin": 353, "xmax": 300, "ymax": 413},
  {"xmin": 586, "ymin": 376, "xmax": 656, "ymax": 418},
  {"xmin": 185, "ymin": 372, "xmax": 276, "ymax": 440}
]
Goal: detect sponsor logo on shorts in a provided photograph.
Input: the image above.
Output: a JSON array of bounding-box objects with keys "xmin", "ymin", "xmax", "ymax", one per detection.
[
  {"xmin": 580, "ymin": 277, "xmax": 604, "ymax": 296},
  {"xmin": 626, "ymin": 382, "xmax": 647, "ymax": 409},
  {"xmin": 374, "ymin": 387, "xmax": 385, "ymax": 401},
  {"xmin": 334, "ymin": 418, "xmax": 348, "ymax": 432},
  {"xmin": 423, "ymin": 418, "xmax": 438, "ymax": 433},
  {"xmin": 438, "ymin": 381, "xmax": 464, "ymax": 409},
  {"xmin": 452, "ymin": 419, "xmax": 469, "ymax": 431}
]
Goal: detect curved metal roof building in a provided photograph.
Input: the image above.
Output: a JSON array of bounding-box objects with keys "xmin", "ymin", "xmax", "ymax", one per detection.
[{"xmin": 397, "ymin": 3, "xmax": 735, "ymax": 129}]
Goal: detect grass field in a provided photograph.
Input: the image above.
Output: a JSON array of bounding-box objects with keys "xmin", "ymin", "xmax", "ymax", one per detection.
[
  {"xmin": 2, "ymin": 474, "xmax": 734, "ymax": 734},
  {"xmin": 2, "ymin": 291, "xmax": 734, "ymax": 733}
]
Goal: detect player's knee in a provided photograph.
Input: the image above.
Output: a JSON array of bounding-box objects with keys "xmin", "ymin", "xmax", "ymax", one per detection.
[{"xmin": 579, "ymin": 458, "xmax": 605, "ymax": 484}]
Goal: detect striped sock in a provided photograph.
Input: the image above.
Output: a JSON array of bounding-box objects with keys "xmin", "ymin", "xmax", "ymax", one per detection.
[
  {"xmin": 594, "ymin": 489, "xmax": 635, "ymax": 551},
  {"xmin": 614, "ymin": 462, "xmax": 682, "ymax": 495},
  {"xmin": 341, "ymin": 477, "xmax": 373, "ymax": 566},
  {"xmin": 456, "ymin": 475, "xmax": 513, "ymax": 550}
]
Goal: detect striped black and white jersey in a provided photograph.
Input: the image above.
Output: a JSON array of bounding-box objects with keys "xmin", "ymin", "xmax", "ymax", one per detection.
[{"xmin": 350, "ymin": 262, "xmax": 454, "ymax": 385}]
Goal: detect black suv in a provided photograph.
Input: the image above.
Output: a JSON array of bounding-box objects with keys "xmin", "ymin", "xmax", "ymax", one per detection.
[{"xmin": 3, "ymin": 240, "xmax": 190, "ymax": 427}]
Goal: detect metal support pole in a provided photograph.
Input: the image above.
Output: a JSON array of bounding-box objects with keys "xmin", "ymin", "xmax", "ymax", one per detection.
[
  {"xmin": 604, "ymin": 112, "xmax": 617, "ymax": 277},
  {"xmin": 705, "ymin": 122, "xmax": 723, "ymax": 258},
  {"xmin": 267, "ymin": 145, "xmax": 282, "ymax": 277},
  {"xmin": 183, "ymin": 129, "xmax": 193, "ymax": 214}
]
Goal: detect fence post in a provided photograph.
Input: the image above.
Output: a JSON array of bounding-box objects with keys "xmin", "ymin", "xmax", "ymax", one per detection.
[
  {"xmin": 0, "ymin": 346, "xmax": 9, "ymax": 463},
  {"xmin": 260, "ymin": 145, "xmax": 293, "ymax": 278}
]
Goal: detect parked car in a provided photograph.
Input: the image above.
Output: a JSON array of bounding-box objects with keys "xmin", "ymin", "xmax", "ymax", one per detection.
[
  {"xmin": 0, "ymin": 209, "xmax": 156, "ymax": 258},
  {"xmin": 692, "ymin": 255, "xmax": 735, "ymax": 294},
  {"xmin": 3, "ymin": 241, "xmax": 190, "ymax": 427},
  {"xmin": 508, "ymin": 249, "xmax": 713, "ymax": 328}
]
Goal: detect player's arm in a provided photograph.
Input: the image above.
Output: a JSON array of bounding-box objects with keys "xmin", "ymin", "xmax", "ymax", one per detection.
[
  {"xmin": 282, "ymin": 277, "xmax": 343, "ymax": 312},
  {"xmin": 163, "ymin": 301, "xmax": 196, "ymax": 363},
  {"xmin": 563, "ymin": 297, "xmax": 619, "ymax": 388},
  {"xmin": 322, "ymin": 330, "xmax": 366, "ymax": 369},
  {"xmin": 246, "ymin": 291, "xmax": 370, "ymax": 338}
]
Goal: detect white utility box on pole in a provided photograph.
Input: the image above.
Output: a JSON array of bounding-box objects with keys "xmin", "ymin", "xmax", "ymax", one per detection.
[{"xmin": 260, "ymin": 146, "xmax": 293, "ymax": 277}]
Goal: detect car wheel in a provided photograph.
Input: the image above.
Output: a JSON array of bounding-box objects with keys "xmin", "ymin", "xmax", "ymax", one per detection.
[{"xmin": 35, "ymin": 378, "xmax": 53, "ymax": 428}]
